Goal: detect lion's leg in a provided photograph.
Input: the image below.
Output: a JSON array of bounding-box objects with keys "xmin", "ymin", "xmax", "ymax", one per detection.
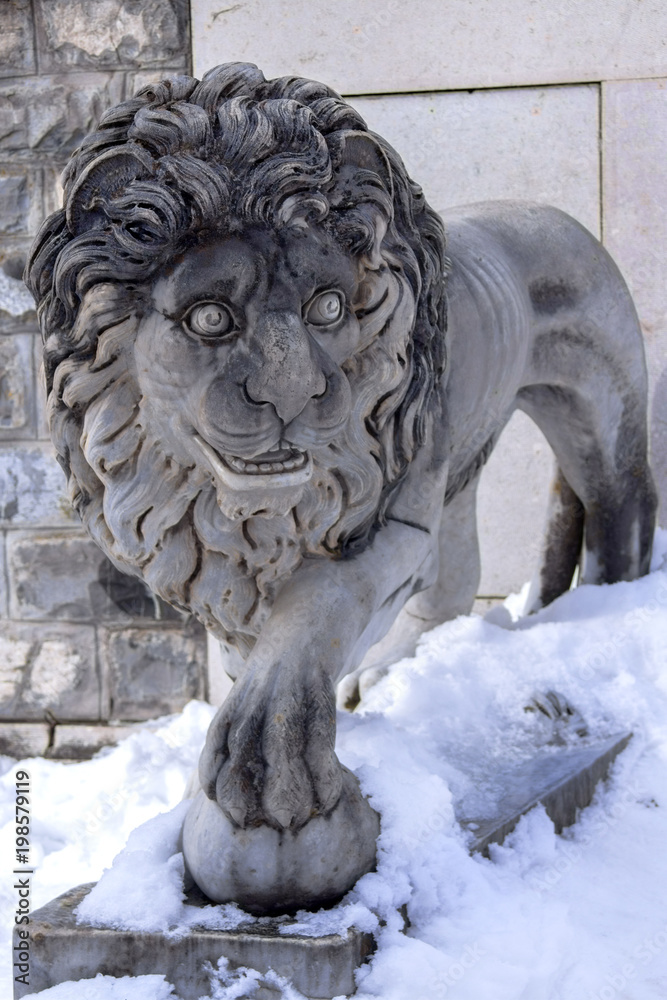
[
  {"xmin": 337, "ymin": 472, "xmax": 481, "ymax": 710},
  {"xmin": 518, "ymin": 377, "xmax": 656, "ymax": 597},
  {"xmin": 199, "ymin": 514, "xmax": 446, "ymax": 829},
  {"xmin": 524, "ymin": 464, "xmax": 585, "ymax": 613}
]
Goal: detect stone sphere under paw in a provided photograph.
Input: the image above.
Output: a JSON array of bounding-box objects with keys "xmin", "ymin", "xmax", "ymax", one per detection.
[{"xmin": 182, "ymin": 766, "xmax": 380, "ymax": 915}]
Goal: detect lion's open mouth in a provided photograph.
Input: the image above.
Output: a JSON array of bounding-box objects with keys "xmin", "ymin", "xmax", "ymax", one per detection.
[
  {"xmin": 193, "ymin": 434, "xmax": 313, "ymax": 493},
  {"xmin": 226, "ymin": 446, "xmax": 308, "ymax": 475}
]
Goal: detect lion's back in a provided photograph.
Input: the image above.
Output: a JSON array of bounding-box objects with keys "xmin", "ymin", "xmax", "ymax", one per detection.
[{"xmin": 439, "ymin": 200, "xmax": 647, "ymax": 468}]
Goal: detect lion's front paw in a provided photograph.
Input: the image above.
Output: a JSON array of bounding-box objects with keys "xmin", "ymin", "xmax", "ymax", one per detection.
[{"xmin": 198, "ymin": 668, "xmax": 343, "ymax": 831}]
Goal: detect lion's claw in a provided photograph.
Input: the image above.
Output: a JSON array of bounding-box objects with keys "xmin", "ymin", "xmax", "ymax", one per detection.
[{"xmin": 199, "ymin": 668, "xmax": 343, "ymax": 831}]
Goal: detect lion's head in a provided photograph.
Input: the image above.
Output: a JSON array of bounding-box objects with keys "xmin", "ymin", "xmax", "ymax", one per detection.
[{"xmin": 26, "ymin": 63, "xmax": 447, "ymax": 654}]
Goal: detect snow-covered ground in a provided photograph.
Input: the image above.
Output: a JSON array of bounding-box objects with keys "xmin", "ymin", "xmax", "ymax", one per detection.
[{"xmin": 4, "ymin": 533, "xmax": 667, "ymax": 999}]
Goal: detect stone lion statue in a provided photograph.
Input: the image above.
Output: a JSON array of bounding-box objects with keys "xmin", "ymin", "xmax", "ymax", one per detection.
[{"xmin": 26, "ymin": 63, "xmax": 655, "ymax": 840}]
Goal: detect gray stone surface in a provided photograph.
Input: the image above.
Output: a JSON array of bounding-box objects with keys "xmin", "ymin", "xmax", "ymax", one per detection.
[
  {"xmin": 15, "ymin": 883, "xmax": 374, "ymax": 999},
  {"xmin": 49, "ymin": 722, "xmax": 141, "ymax": 760},
  {"xmin": 125, "ymin": 68, "xmax": 184, "ymax": 97},
  {"xmin": 471, "ymin": 596, "xmax": 504, "ymax": 617},
  {"xmin": 459, "ymin": 732, "xmax": 632, "ymax": 854},
  {"xmin": 0, "ymin": 530, "xmax": 7, "ymax": 618},
  {"xmin": 32, "ymin": 333, "xmax": 49, "ymax": 439},
  {"xmin": 0, "ymin": 0, "xmax": 35, "ymax": 79},
  {"xmin": 0, "ymin": 443, "xmax": 77, "ymax": 528},
  {"xmin": 7, "ymin": 531, "xmax": 109, "ymax": 622},
  {"xmin": 0, "ymin": 73, "xmax": 125, "ymax": 158},
  {"xmin": 0, "ymin": 621, "xmax": 99, "ymax": 721},
  {"xmin": 349, "ymin": 84, "xmax": 601, "ymax": 237},
  {"xmin": 0, "ymin": 335, "xmax": 34, "ymax": 440},
  {"xmin": 0, "ymin": 267, "xmax": 37, "ymax": 334},
  {"xmin": 0, "ymin": 722, "xmax": 50, "ymax": 757},
  {"xmin": 100, "ymin": 624, "xmax": 207, "ymax": 721},
  {"xmin": 0, "ymin": 167, "xmax": 43, "ymax": 237},
  {"xmin": 7, "ymin": 530, "xmax": 184, "ymax": 623},
  {"xmin": 34, "ymin": 0, "xmax": 188, "ymax": 72},
  {"xmin": 602, "ymin": 77, "xmax": 667, "ymax": 524},
  {"xmin": 192, "ymin": 0, "xmax": 667, "ymax": 94}
]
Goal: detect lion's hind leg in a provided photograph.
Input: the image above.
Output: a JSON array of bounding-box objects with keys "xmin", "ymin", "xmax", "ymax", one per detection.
[
  {"xmin": 525, "ymin": 465, "xmax": 585, "ymax": 613},
  {"xmin": 518, "ymin": 363, "xmax": 656, "ymax": 607}
]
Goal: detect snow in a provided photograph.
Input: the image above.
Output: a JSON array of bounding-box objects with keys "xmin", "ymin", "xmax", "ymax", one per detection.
[
  {"xmin": 22, "ymin": 976, "xmax": 178, "ymax": 1000},
  {"xmin": 4, "ymin": 531, "xmax": 667, "ymax": 999}
]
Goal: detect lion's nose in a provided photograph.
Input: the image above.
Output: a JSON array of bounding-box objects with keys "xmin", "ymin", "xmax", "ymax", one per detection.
[{"xmin": 245, "ymin": 312, "xmax": 327, "ymax": 425}]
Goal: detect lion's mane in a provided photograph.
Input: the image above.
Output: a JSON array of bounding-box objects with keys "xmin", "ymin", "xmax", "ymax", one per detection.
[{"xmin": 26, "ymin": 63, "xmax": 447, "ymax": 653}]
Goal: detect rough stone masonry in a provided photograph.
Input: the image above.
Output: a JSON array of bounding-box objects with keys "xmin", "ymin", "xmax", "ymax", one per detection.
[{"xmin": 0, "ymin": 0, "xmax": 207, "ymax": 760}]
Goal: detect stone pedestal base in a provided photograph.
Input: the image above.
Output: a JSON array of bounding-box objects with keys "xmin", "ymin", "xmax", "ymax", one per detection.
[{"xmin": 14, "ymin": 884, "xmax": 374, "ymax": 1000}]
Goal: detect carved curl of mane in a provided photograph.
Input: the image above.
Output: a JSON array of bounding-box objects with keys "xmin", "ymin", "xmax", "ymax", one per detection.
[{"xmin": 26, "ymin": 63, "xmax": 447, "ymax": 652}]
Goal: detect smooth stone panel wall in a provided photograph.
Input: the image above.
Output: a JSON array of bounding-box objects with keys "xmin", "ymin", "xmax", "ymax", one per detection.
[
  {"xmin": 349, "ymin": 85, "xmax": 600, "ymax": 235},
  {"xmin": 603, "ymin": 78, "xmax": 667, "ymax": 521},
  {"xmin": 192, "ymin": 0, "xmax": 667, "ymax": 96}
]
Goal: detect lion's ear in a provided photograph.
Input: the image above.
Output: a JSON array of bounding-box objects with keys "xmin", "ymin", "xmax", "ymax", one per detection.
[
  {"xmin": 66, "ymin": 146, "xmax": 154, "ymax": 236},
  {"xmin": 336, "ymin": 132, "xmax": 394, "ymax": 201}
]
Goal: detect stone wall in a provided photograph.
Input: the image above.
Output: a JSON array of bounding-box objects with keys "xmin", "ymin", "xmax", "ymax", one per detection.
[
  {"xmin": 0, "ymin": 0, "xmax": 207, "ymax": 759},
  {"xmin": 192, "ymin": 0, "xmax": 667, "ymax": 599}
]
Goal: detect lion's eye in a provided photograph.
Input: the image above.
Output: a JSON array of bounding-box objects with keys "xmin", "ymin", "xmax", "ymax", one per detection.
[
  {"xmin": 185, "ymin": 302, "xmax": 235, "ymax": 339},
  {"xmin": 305, "ymin": 290, "xmax": 344, "ymax": 327}
]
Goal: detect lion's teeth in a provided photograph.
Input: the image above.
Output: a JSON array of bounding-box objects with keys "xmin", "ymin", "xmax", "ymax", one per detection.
[{"xmin": 224, "ymin": 451, "xmax": 309, "ymax": 475}]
